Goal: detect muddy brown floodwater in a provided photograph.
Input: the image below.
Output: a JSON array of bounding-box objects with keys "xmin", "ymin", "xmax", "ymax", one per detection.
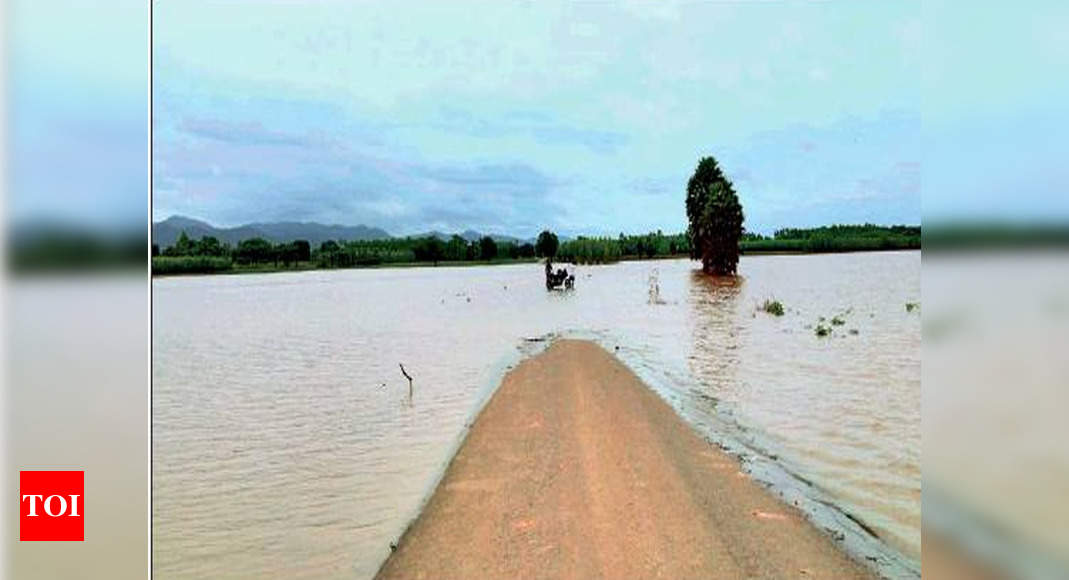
[{"xmin": 153, "ymin": 251, "xmax": 920, "ymax": 578}]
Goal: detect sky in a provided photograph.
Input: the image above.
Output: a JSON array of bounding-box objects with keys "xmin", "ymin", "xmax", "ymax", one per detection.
[
  {"xmin": 108, "ymin": 0, "xmax": 1054, "ymax": 238},
  {"xmin": 8, "ymin": 0, "xmax": 148, "ymax": 231},
  {"xmin": 149, "ymin": 1, "xmax": 925, "ymax": 238}
]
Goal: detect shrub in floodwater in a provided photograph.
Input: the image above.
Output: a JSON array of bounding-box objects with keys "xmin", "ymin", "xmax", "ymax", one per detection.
[
  {"xmin": 831, "ymin": 315, "xmax": 846, "ymax": 326},
  {"xmin": 815, "ymin": 324, "xmax": 831, "ymax": 337},
  {"xmin": 906, "ymin": 301, "xmax": 920, "ymax": 313},
  {"xmin": 761, "ymin": 299, "xmax": 785, "ymax": 316}
]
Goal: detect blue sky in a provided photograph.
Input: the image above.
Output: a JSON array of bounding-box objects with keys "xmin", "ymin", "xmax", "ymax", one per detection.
[
  {"xmin": 8, "ymin": 0, "xmax": 147, "ymax": 231},
  {"xmin": 147, "ymin": 1, "xmax": 1057, "ymax": 237},
  {"xmin": 150, "ymin": 1, "xmax": 922, "ymax": 237},
  {"xmin": 8, "ymin": 2, "xmax": 1067, "ymax": 238}
]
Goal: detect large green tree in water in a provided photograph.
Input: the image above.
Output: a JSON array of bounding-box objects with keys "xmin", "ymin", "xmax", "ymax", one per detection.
[{"xmin": 685, "ymin": 156, "xmax": 744, "ymax": 275}]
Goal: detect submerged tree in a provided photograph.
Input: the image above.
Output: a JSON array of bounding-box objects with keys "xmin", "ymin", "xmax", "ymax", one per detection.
[{"xmin": 685, "ymin": 156, "xmax": 744, "ymax": 275}]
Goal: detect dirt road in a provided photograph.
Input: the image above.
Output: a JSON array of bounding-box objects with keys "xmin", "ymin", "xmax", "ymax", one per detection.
[{"xmin": 377, "ymin": 339, "xmax": 871, "ymax": 579}]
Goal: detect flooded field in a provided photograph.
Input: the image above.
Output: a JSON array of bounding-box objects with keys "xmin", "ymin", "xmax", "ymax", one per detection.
[{"xmin": 153, "ymin": 251, "xmax": 920, "ymax": 578}]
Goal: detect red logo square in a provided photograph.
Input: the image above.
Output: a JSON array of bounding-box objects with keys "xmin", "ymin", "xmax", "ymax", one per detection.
[{"xmin": 19, "ymin": 471, "xmax": 84, "ymax": 541}]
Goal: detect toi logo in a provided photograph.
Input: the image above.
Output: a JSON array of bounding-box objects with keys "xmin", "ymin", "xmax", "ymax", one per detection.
[{"xmin": 19, "ymin": 471, "xmax": 84, "ymax": 541}]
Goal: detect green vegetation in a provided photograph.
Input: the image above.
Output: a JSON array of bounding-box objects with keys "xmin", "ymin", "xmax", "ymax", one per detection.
[
  {"xmin": 686, "ymin": 156, "xmax": 745, "ymax": 275},
  {"xmin": 923, "ymin": 222, "xmax": 1069, "ymax": 251},
  {"xmin": 554, "ymin": 225, "xmax": 918, "ymax": 265},
  {"xmin": 536, "ymin": 230, "xmax": 559, "ymax": 258},
  {"xmin": 558, "ymin": 231, "xmax": 689, "ymax": 264},
  {"xmin": 761, "ymin": 299, "xmax": 785, "ymax": 316},
  {"xmin": 807, "ymin": 309, "xmax": 857, "ymax": 337},
  {"xmin": 740, "ymin": 224, "xmax": 920, "ymax": 253},
  {"xmin": 905, "ymin": 301, "xmax": 920, "ymax": 313},
  {"xmin": 153, "ymin": 231, "xmax": 540, "ymax": 276},
  {"xmin": 479, "ymin": 236, "xmax": 498, "ymax": 261},
  {"xmin": 153, "ymin": 221, "xmax": 922, "ymax": 276},
  {"xmin": 558, "ymin": 236, "xmax": 623, "ymax": 264},
  {"xmin": 152, "ymin": 256, "xmax": 234, "ymax": 275},
  {"xmin": 12, "ymin": 229, "xmax": 145, "ymax": 272}
]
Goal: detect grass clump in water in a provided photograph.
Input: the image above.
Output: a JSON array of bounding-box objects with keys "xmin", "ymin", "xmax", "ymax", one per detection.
[
  {"xmin": 761, "ymin": 299, "xmax": 785, "ymax": 316},
  {"xmin": 830, "ymin": 315, "xmax": 846, "ymax": 326},
  {"xmin": 906, "ymin": 301, "xmax": 920, "ymax": 313},
  {"xmin": 814, "ymin": 324, "xmax": 831, "ymax": 337}
]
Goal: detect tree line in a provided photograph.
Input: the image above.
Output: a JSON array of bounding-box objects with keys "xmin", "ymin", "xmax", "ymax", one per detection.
[
  {"xmin": 558, "ymin": 231, "xmax": 689, "ymax": 264},
  {"xmin": 152, "ymin": 222, "xmax": 920, "ymax": 275},
  {"xmin": 739, "ymin": 224, "xmax": 920, "ymax": 254},
  {"xmin": 555, "ymin": 224, "xmax": 920, "ymax": 265},
  {"xmin": 152, "ymin": 231, "xmax": 556, "ymax": 275}
]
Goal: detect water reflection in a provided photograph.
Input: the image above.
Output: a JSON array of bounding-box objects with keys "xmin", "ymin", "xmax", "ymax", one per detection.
[
  {"xmin": 687, "ymin": 272, "xmax": 744, "ymax": 411},
  {"xmin": 678, "ymin": 253, "xmax": 920, "ymax": 565}
]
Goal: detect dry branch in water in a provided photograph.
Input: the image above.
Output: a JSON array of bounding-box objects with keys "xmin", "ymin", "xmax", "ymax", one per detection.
[{"xmin": 399, "ymin": 363, "xmax": 413, "ymax": 397}]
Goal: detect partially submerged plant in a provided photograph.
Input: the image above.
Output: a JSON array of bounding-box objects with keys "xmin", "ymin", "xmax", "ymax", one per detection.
[
  {"xmin": 761, "ymin": 299, "xmax": 785, "ymax": 316},
  {"xmin": 648, "ymin": 270, "xmax": 666, "ymax": 305},
  {"xmin": 815, "ymin": 324, "xmax": 831, "ymax": 337},
  {"xmin": 906, "ymin": 301, "xmax": 920, "ymax": 313},
  {"xmin": 830, "ymin": 316, "xmax": 845, "ymax": 326}
]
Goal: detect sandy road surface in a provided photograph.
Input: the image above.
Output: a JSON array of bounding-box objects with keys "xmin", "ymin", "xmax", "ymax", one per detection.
[{"xmin": 377, "ymin": 339, "xmax": 872, "ymax": 579}]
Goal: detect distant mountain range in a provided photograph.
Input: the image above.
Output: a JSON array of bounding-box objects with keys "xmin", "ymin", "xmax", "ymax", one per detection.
[{"xmin": 152, "ymin": 216, "xmax": 532, "ymax": 247}]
